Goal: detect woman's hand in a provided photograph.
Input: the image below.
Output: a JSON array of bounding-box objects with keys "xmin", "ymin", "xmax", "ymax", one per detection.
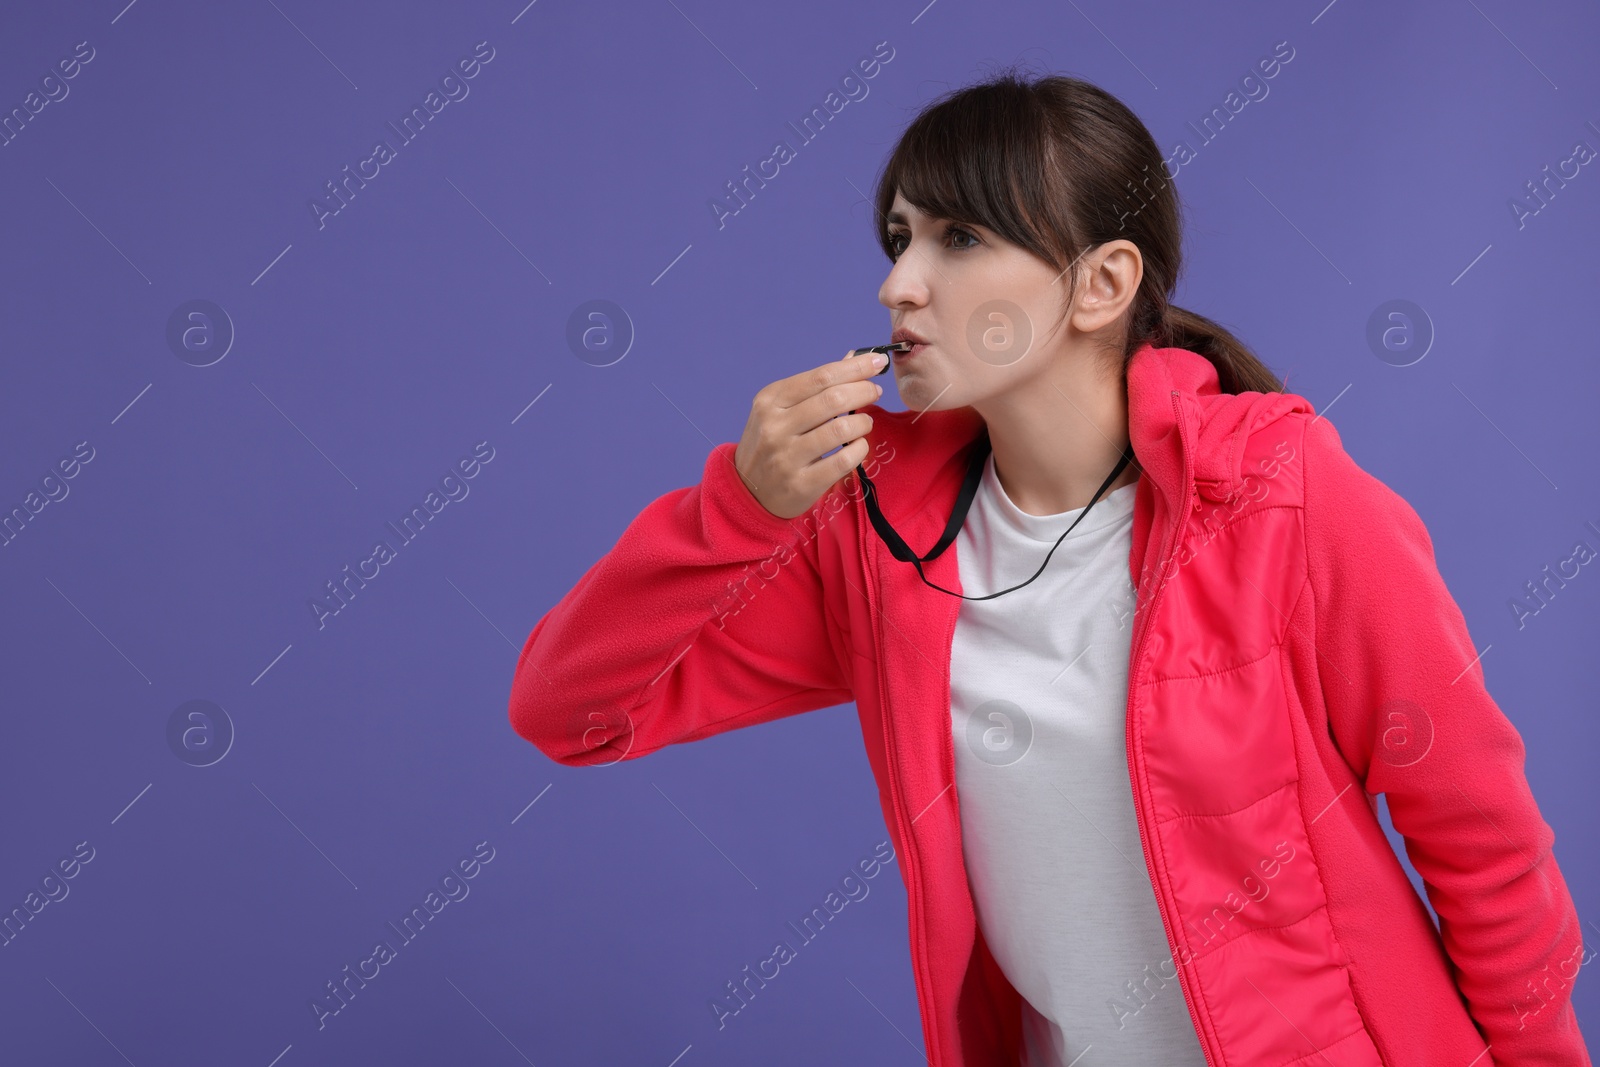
[{"xmin": 733, "ymin": 351, "xmax": 887, "ymax": 520}]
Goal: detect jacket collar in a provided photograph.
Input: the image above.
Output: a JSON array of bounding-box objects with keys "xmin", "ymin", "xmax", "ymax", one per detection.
[
  {"xmin": 1126, "ymin": 341, "xmax": 1313, "ymax": 508},
  {"xmin": 866, "ymin": 342, "xmax": 1314, "ymax": 567}
]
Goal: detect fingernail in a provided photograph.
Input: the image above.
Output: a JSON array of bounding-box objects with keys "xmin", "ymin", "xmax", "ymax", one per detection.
[{"xmin": 871, "ymin": 352, "xmax": 888, "ymax": 368}]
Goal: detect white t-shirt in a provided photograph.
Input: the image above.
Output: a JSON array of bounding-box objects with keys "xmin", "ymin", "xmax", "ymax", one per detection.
[{"xmin": 950, "ymin": 451, "xmax": 1207, "ymax": 1067}]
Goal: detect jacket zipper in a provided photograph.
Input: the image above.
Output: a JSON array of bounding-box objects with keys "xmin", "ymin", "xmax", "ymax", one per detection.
[
  {"xmin": 857, "ymin": 489, "xmax": 941, "ymax": 1065},
  {"xmin": 1124, "ymin": 390, "xmax": 1217, "ymax": 1067},
  {"xmin": 863, "ymin": 396, "xmax": 1213, "ymax": 1067}
]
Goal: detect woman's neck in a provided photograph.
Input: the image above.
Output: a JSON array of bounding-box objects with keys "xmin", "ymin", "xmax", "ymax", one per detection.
[{"xmin": 974, "ymin": 364, "xmax": 1139, "ymax": 517}]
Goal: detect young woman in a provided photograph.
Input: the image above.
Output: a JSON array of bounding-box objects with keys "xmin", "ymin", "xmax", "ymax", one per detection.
[{"xmin": 509, "ymin": 72, "xmax": 1589, "ymax": 1066}]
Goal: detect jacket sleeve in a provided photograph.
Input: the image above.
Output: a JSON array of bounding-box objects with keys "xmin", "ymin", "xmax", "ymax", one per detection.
[
  {"xmin": 508, "ymin": 439, "xmax": 854, "ymax": 767},
  {"xmin": 1302, "ymin": 416, "xmax": 1591, "ymax": 1066}
]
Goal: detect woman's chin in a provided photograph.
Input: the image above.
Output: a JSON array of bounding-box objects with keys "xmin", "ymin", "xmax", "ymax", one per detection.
[{"xmin": 897, "ymin": 379, "xmax": 959, "ymax": 412}]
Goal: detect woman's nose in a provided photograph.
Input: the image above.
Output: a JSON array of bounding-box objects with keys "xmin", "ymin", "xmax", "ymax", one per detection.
[{"xmin": 879, "ymin": 260, "xmax": 929, "ymax": 309}]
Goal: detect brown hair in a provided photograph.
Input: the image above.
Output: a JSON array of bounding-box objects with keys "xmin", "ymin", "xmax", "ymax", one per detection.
[{"xmin": 873, "ymin": 67, "xmax": 1284, "ymax": 395}]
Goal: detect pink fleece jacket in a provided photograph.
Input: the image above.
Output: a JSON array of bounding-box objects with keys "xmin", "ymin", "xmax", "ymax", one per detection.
[{"xmin": 510, "ymin": 342, "xmax": 1590, "ymax": 1066}]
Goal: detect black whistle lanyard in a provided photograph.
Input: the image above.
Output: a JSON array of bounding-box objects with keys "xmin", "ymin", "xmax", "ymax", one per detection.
[{"xmin": 853, "ymin": 427, "xmax": 1136, "ymax": 601}]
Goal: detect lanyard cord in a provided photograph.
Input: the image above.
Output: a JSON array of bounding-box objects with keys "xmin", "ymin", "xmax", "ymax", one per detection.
[{"xmin": 853, "ymin": 428, "xmax": 1136, "ymax": 601}]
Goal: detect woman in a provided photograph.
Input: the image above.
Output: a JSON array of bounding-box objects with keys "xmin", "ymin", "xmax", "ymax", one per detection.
[{"xmin": 509, "ymin": 72, "xmax": 1589, "ymax": 1066}]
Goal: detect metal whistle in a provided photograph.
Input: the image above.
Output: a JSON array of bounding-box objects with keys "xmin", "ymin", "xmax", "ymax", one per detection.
[{"xmin": 847, "ymin": 340, "xmax": 912, "ymax": 376}]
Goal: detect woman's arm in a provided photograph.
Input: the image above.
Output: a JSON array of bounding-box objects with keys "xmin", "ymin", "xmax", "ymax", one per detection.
[
  {"xmin": 508, "ymin": 441, "xmax": 853, "ymax": 767},
  {"xmin": 1302, "ymin": 416, "xmax": 1590, "ymax": 1064}
]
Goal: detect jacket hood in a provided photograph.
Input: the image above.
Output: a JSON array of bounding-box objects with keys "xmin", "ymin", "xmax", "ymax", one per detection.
[{"xmin": 1126, "ymin": 342, "xmax": 1314, "ymax": 507}]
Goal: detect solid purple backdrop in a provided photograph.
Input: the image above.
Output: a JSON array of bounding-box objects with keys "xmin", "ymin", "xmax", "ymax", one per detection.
[{"xmin": 1, "ymin": 0, "xmax": 1595, "ymax": 1063}]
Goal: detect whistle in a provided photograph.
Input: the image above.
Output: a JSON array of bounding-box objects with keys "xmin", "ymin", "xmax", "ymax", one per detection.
[{"xmin": 848, "ymin": 340, "xmax": 912, "ymax": 376}]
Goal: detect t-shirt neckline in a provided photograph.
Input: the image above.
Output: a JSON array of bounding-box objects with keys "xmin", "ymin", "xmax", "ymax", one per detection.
[{"xmin": 979, "ymin": 451, "xmax": 1138, "ymax": 545}]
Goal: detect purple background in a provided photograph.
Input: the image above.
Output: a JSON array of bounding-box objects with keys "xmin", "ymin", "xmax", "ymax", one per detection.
[{"xmin": 2, "ymin": 0, "xmax": 1596, "ymax": 1063}]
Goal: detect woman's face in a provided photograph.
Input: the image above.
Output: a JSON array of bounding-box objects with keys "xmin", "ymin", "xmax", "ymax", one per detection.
[{"xmin": 877, "ymin": 191, "xmax": 1136, "ymax": 412}]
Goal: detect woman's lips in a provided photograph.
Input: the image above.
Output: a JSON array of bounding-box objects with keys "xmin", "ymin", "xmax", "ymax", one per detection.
[{"xmin": 897, "ymin": 342, "xmax": 927, "ymax": 360}]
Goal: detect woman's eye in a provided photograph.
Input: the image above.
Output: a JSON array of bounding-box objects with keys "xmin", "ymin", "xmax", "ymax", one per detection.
[{"xmin": 887, "ymin": 225, "xmax": 977, "ymax": 260}]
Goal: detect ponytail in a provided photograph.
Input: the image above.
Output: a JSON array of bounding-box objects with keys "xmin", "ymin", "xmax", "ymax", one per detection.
[{"xmin": 1155, "ymin": 305, "xmax": 1284, "ymax": 395}]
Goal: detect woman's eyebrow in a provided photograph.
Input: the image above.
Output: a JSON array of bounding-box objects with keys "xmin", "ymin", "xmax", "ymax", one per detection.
[{"xmin": 886, "ymin": 210, "xmax": 949, "ymax": 227}]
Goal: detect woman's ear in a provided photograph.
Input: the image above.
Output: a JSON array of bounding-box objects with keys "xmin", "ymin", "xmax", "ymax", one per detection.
[{"xmin": 1069, "ymin": 241, "xmax": 1143, "ymax": 334}]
